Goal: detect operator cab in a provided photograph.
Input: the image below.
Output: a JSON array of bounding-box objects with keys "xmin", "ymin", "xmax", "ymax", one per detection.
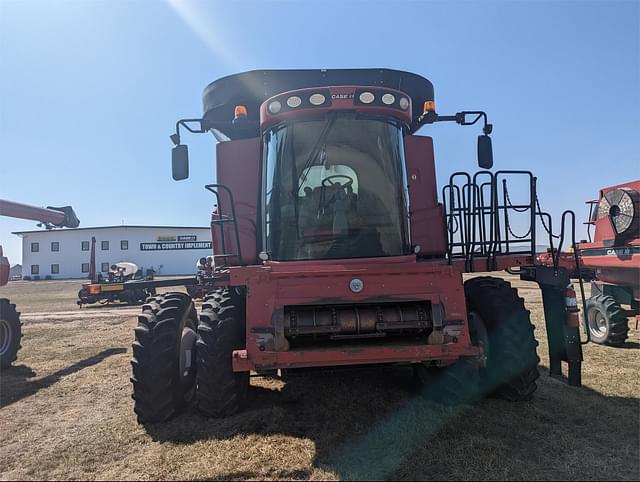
[
  {"xmin": 170, "ymin": 69, "xmax": 494, "ymax": 265},
  {"xmin": 264, "ymin": 111, "xmax": 410, "ymax": 260}
]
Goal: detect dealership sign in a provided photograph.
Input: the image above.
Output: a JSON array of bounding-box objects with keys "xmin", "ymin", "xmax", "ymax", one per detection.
[
  {"xmin": 155, "ymin": 234, "xmax": 199, "ymax": 242},
  {"xmin": 140, "ymin": 241, "xmax": 211, "ymax": 251}
]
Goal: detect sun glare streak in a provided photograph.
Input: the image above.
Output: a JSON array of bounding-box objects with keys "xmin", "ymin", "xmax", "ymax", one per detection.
[
  {"xmin": 166, "ymin": 0, "xmax": 269, "ymax": 113},
  {"xmin": 165, "ymin": 0, "xmax": 240, "ymax": 69}
]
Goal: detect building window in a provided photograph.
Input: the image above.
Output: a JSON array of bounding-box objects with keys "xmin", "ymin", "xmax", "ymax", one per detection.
[
  {"xmin": 121, "ymin": 240, "xmax": 128, "ymax": 250},
  {"xmin": 101, "ymin": 240, "xmax": 109, "ymax": 251},
  {"xmin": 81, "ymin": 263, "xmax": 90, "ymax": 273},
  {"xmin": 81, "ymin": 241, "xmax": 90, "ymax": 251},
  {"xmin": 51, "ymin": 241, "xmax": 60, "ymax": 252},
  {"xmin": 101, "ymin": 262, "xmax": 109, "ymax": 272},
  {"xmin": 51, "ymin": 264, "xmax": 59, "ymax": 274},
  {"xmin": 31, "ymin": 265, "xmax": 39, "ymax": 275},
  {"xmin": 31, "ymin": 242, "xmax": 39, "ymax": 253}
]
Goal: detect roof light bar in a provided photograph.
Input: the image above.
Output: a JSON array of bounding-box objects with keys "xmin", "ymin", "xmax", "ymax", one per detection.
[
  {"xmin": 268, "ymin": 101, "xmax": 282, "ymax": 114},
  {"xmin": 287, "ymin": 96, "xmax": 302, "ymax": 108},
  {"xmin": 382, "ymin": 93, "xmax": 395, "ymax": 105},
  {"xmin": 359, "ymin": 92, "xmax": 375, "ymax": 104},
  {"xmin": 309, "ymin": 93, "xmax": 326, "ymax": 105}
]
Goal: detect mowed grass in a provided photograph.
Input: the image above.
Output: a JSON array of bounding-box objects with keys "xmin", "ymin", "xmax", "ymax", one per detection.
[{"xmin": 0, "ymin": 274, "xmax": 638, "ymax": 480}]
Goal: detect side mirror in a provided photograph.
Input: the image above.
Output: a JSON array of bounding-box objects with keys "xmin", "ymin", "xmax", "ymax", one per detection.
[
  {"xmin": 477, "ymin": 135, "xmax": 493, "ymax": 169},
  {"xmin": 172, "ymin": 144, "xmax": 189, "ymax": 180}
]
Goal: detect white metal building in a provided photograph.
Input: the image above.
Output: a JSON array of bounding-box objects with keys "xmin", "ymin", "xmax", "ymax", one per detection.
[{"xmin": 13, "ymin": 225, "xmax": 212, "ymax": 279}]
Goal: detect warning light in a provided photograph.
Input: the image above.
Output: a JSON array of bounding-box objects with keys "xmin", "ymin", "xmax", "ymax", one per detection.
[
  {"xmin": 88, "ymin": 285, "xmax": 101, "ymax": 295},
  {"xmin": 234, "ymin": 105, "xmax": 248, "ymax": 118},
  {"xmin": 423, "ymin": 100, "xmax": 436, "ymax": 113}
]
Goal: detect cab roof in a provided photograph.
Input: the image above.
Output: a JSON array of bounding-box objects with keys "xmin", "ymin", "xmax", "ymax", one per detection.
[{"xmin": 201, "ymin": 68, "xmax": 434, "ymax": 139}]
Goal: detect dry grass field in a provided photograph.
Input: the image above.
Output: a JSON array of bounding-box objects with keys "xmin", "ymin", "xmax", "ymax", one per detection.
[{"xmin": 0, "ymin": 275, "xmax": 638, "ymax": 480}]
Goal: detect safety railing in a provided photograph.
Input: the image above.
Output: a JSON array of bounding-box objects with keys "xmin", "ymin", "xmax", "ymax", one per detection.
[
  {"xmin": 442, "ymin": 170, "xmax": 538, "ymax": 271},
  {"xmin": 205, "ymin": 184, "xmax": 243, "ymax": 267}
]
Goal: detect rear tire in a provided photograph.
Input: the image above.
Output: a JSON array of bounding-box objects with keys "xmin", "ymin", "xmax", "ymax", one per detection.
[
  {"xmin": 196, "ymin": 288, "xmax": 249, "ymax": 417},
  {"xmin": 0, "ymin": 299, "xmax": 21, "ymax": 369},
  {"xmin": 465, "ymin": 276, "xmax": 540, "ymax": 401},
  {"xmin": 131, "ymin": 292, "xmax": 198, "ymax": 423},
  {"xmin": 585, "ymin": 295, "xmax": 629, "ymax": 346}
]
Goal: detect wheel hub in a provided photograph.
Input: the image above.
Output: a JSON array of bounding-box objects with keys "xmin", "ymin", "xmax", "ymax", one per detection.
[
  {"xmin": 587, "ymin": 308, "xmax": 607, "ymax": 338},
  {"xmin": 179, "ymin": 326, "xmax": 198, "ymax": 381},
  {"xmin": 0, "ymin": 318, "xmax": 12, "ymax": 356}
]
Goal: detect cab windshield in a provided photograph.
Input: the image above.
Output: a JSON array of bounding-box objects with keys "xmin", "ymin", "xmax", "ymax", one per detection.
[{"xmin": 263, "ymin": 113, "xmax": 409, "ymax": 261}]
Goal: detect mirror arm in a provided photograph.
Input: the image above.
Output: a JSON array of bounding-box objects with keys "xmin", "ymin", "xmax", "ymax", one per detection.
[
  {"xmin": 171, "ymin": 118, "xmax": 207, "ymax": 146},
  {"xmin": 413, "ymin": 110, "xmax": 493, "ymax": 135}
]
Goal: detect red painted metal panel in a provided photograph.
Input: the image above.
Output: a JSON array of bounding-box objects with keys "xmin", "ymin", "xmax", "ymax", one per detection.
[
  {"xmin": 227, "ymin": 257, "xmax": 474, "ymax": 372},
  {"xmin": 587, "ymin": 180, "xmax": 640, "ymax": 245},
  {"xmin": 404, "ymin": 135, "xmax": 447, "ymax": 256},
  {"xmin": 232, "ymin": 343, "xmax": 480, "ymax": 372},
  {"xmin": 0, "ymin": 247, "xmax": 9, "ymax": 287},
  {"xmin": 579, "ymin": 180, "xmax": 640, "ymax": 300},
  {"xmin": 215, "ymin": 137, "xmax": 261, "ymax": 265}
]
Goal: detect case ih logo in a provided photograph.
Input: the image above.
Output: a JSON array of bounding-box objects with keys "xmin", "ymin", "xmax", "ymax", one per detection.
[
  {"xmin": 331, "ymin": 93, "xmax": 354, "ymax": 100},
  {"xmin": 140, "ymin": 241, "xmax": 211, "ymax": 251}
]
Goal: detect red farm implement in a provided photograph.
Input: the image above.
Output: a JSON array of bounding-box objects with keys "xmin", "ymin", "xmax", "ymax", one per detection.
[
  {"xmin": 0, "ymin": 200, "xmax": 79, "ymax": 368},
  {"xmin": 580, "ymin": 181, "xmax": 640, "ymax": 345},
  {"xmin": 127, "ymin": 69, "xmax": 589, "ymax": 423}
]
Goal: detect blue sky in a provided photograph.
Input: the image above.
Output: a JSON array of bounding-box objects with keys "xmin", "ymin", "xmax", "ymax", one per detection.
[{"xmin": 1, "ymin": 0, "xmax": 638, "ymax": 263}]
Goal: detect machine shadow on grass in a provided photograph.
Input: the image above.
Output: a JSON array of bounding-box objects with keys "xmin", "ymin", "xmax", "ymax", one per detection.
[
  {"xmin": 142, "ymin": 366, "xmax": 639, "ymax": 480},
  {"xmin": 82, "ymin": 303, "xmax": 143, "ymax": 310},
  {"xmin": 616, "ymin": 340, "xmax": 640, "ymax": 349},
  {"xmin": 0, "ymin": 347, "xmax": 127, "ymax": 408}
]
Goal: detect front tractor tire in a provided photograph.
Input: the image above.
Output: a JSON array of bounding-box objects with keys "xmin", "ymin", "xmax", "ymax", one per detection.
[
  {"xmin": 196, "ymin": 289, "xmax": 249, "ymax": 418},
  {"xmin": 585, "ymin": 295, "xmax": 629, "ymax": 346},
  {"xmin": 0, "ymin": 299, "xmax": 22, "ymax": 369},
  {"xmin": 464, "ymin": 276, "xmax": 540, "ymax": 401},
  {"xmin": 131, "ymin": 292, "xmax": 198, "ymax": 423}
]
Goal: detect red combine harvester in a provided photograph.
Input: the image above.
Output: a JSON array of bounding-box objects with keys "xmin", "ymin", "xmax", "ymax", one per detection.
[
  {"xmin": 129, "ymin": 69, "xmax": 588, "ymax": 423},
  {"xmin": 0, "ymin": 199, "xmax": 79, "ymax": 368},
  {"xmin": 580, "ymin": 181, "xmax": 640, "ymax": 345}
]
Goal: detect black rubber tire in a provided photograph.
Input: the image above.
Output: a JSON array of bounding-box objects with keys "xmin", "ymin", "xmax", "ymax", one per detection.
[
  {"xmin": 130, "ymin": 288, "xmax": 147, "ymax": 305},
  {"xmin": 464, "ymin": 276, "xmax": 540, "ymax": 401},
  {"xmin": 585, "ymin": 295, "xmax": 629, "ymax": 346},
  {"xmin": 131, "ymin": 292, "xmax": 198, "ymax": 423},
  {"xmin": 196, "ymin": 288, "xmax": 249, "ymax": 417},
  {"xmin": 0, "ymin": 299, "xmax": 22, "ymax": 369},
  {"xmin": 413, "ymin": 358, "xmax": 480, "ymax": 405}
]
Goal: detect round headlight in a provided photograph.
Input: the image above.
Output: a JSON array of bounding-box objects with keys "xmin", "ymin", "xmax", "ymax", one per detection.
[
  {"xmin": 359, "ymin": 92, "xmax": 375, "ymax": 104},
  {"xmin": 268, "ymin": 101, "xmax": 282, "ymax": 114},
  {"xmin": 287, "ymin": 96, "xmax": 302, "ymax": 108},
  {"xmin": 382, "ymin": 93, "xmax": 395, "ymax": 105},
  {"xmin": 399, "ymin": 97, "xmax": 410, "ymax": 111},
  {"xmin": 309, "ymin": 93, "xmax": 326, "ymax": 106}
]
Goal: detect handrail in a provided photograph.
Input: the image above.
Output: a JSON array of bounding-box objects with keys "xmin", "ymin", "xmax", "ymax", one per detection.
[{"xmin": 204, "ymin": 184, "xmax": 243, "ymax": 267}]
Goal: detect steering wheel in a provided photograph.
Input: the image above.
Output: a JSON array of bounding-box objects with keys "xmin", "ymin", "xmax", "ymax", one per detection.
[{"xmin": 321, "ymin": 174, "xmax": 354, "ymax": 189}]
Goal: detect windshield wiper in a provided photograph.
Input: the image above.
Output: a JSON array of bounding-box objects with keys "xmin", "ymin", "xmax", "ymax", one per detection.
[{"xmin": 297, "ymin": 113, "xmax": 337, "ymax": 191}]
